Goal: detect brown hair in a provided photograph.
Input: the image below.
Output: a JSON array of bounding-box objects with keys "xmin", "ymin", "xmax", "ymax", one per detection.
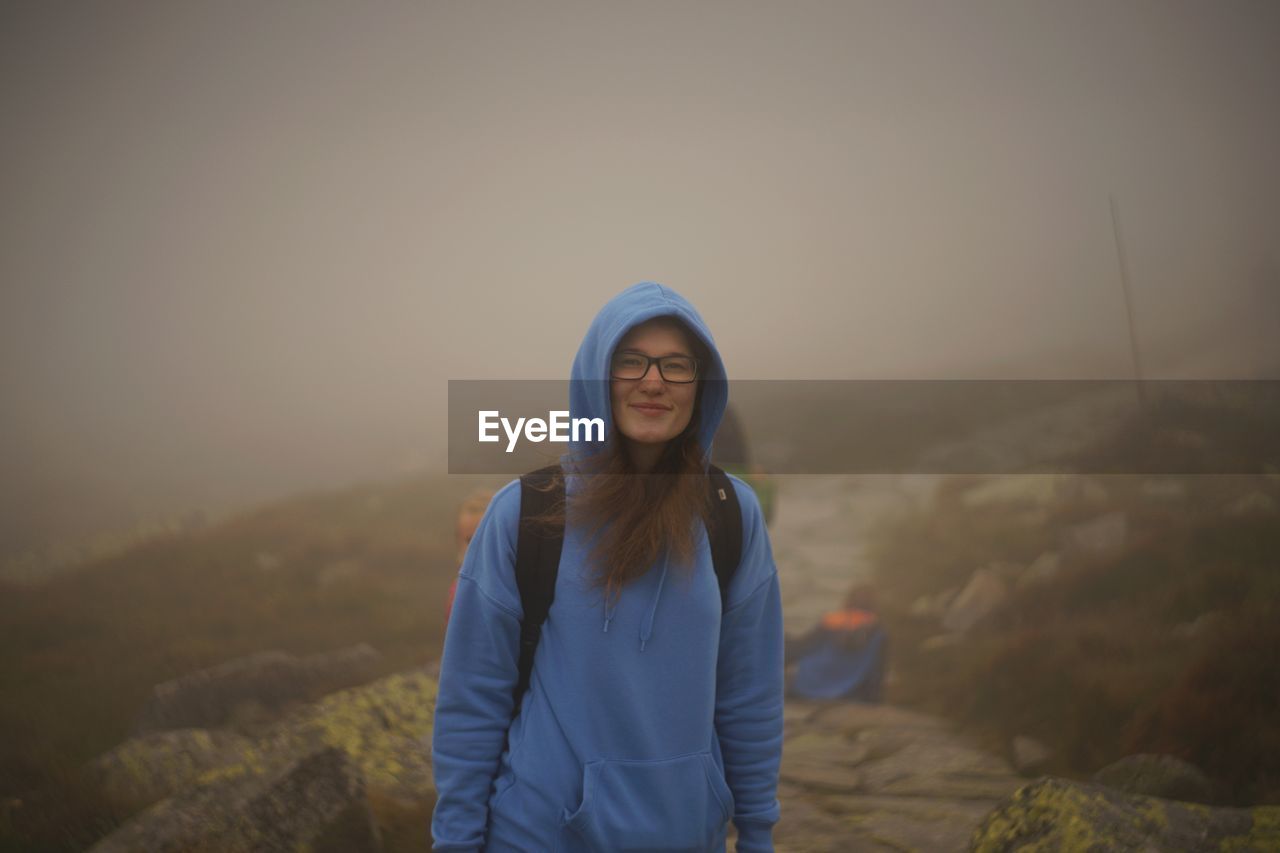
[{"xmin": 533, "ymin": 317, "xmax": 715, "ymax": 602}]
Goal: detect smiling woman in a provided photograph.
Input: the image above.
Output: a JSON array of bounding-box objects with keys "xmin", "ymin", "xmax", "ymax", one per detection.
[
  {"xmin": 431, "ymin": 283, "xmax": 784, "ymax": 852},
  {"xmin": 608, "ymin": 317, "xmax": 707, "ymax": 472}
]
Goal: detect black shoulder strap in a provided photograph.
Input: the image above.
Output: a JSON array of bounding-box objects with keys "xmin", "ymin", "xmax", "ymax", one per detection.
[
  {"xmin": 513, "ymin": 465, "xmax": 564, "ymax": 716},
  {"xmin": 512, "ymin": 463, "xmax": 743, "ymax": 715},
  {"xmin": 707, "ymin": 464, "xmax": 743, "ymax": 611}
]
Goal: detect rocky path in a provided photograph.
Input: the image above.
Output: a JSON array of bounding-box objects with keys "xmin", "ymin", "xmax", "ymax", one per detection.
[
  {"xmin": 770, "ymin": 474, "xmax": 935, "ymax": 633},
  {"xmin": 768, "ymin": 476, "xmax": 1024, "ymax": 852}
]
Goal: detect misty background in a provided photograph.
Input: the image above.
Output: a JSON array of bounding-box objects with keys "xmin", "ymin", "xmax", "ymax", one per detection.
[{"xmin": 3, "ymin": 0, "xmax": 1278, "ymax": 568}]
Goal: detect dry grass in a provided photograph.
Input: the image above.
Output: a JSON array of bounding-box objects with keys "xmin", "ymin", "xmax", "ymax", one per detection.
[
  {"xmin": 0, "ymin": 473, "xmax": 499, "ymax": 850},
  {"xmin": 870, "ymin": 471, "xmax": 1280, "ymax": 805}
]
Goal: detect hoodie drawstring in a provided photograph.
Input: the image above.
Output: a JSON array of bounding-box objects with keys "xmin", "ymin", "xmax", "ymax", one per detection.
[
  {"xmin": 600, "ymin": 552, "xmax": 670, "ymax": 650},
  {"xmin": 639, "ymin": 553, "xmax": 669, "ymax": 652},
  {"xmin": 602, "ymin": 598, "xmax": 617, "ymax": 633},
  {"xmin": 600, "ymin": 555, "xmax": 670, "ymax": 652}
]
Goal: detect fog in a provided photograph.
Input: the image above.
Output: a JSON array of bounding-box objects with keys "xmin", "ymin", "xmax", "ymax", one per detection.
[{"xmin": 2, "ymin": 0, "xmax": 1278, "ymax": 562}]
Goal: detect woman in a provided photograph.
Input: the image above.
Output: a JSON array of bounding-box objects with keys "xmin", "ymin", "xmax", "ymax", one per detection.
[{"xmin": 431, "ymin": 283, "xmax": 784, "ymax": 852}]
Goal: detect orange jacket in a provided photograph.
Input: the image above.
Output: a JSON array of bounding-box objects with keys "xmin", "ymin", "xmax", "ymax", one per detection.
[{"xmin": 821, "ymin": 608, "xmax": 878, "ymax": 632}]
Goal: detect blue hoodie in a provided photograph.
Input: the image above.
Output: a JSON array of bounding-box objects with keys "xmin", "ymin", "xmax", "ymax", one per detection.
[{"xmin": 431, "ymin": 283, "xmax": 784, "ymax": 852}]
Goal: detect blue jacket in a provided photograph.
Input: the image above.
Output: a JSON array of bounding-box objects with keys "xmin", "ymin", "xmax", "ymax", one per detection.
[
  {"xmin": 787, "ymin": 611, "xmax": 887, "ymax": 703},
  {"xmin": 431, "ymin": 283, "xmax": 784, "ymax": 851}
]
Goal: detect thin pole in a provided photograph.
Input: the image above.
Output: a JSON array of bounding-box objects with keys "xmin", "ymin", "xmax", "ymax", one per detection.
[{"xmin": 1109, "ymin": 194, "xmax": 1146, "ymax": 407}]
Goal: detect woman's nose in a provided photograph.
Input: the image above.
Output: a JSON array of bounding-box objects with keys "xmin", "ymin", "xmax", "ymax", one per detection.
[{"xmin": 638, "ymin": 362, "xmax": 664, "ymax": 386}]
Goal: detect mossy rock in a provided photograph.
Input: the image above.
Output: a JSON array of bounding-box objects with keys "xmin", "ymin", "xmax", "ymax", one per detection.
[
  {"xmin": 88, "ymin": 728, "xmax": 256, "ymax": 813},
  {"xmin": 133, "ymin": 644, "xmax": 383, "ymax": 734},
  {"xmin": 1093, "ymin": 753, "xmax": 1221, "ymax": 805},
  {"xmin": 202, "ymin": 669, "xmax": 438, "ymax": 809},
  {"xmin": 85, "ymin": 671, "xmax": 438, "ymax": 851},
  {"xmin": 89, "ymin": 746, "xmax": 378, "ymax": 852},
  {"xmin": 971, "ymin": 776, "xmax": 1280, "ymax": 852}
]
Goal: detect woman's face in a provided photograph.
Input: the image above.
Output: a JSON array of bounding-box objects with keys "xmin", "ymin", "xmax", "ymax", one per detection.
[{"xmin": 609, "ymin": 320, "xmax": 699, "ymax": 451}]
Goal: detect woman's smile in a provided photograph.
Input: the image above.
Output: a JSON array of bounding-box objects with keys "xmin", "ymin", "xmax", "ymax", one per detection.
[{"xmin": 630, "ymin": 402, "xmax": 672, "ymax": 416}]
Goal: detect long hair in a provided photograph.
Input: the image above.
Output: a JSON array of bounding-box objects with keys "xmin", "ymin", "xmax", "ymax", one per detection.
[{"xmin": 532, "ymin": 318, "xmax": 715, "ymax": 602}]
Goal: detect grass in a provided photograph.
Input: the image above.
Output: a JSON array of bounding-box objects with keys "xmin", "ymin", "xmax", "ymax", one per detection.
[
  {"xmin": 868, "ymin": 419, "xmax": 1280, "ymax": 808},
  {"xmin": 0, "ymin": 472, "xmax": 500, "ymax": 851}
]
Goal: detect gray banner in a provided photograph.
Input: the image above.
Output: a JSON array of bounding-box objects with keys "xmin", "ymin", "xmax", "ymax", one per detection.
[{"xmin": 447, "ymin": 380, "xmax": 1280, "ymax": 475}]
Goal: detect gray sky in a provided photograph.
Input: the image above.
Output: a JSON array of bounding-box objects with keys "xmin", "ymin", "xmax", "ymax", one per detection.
[{"xmin": 2, "ymin": 0, "xmax": 1278, "ymax": 556}]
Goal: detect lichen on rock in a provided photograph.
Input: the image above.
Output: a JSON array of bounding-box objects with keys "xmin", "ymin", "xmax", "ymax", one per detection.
[
  {"xmin": 88, "ymin": 728, "xmax": 256, "ymax": 813},
  {"xmin": 87, "ymin": 669, "xmax": 439, "ymax": 851},
  {"xmin": 213, "ymin": 670, "xmax": 438, "ymax": 808},
  {"xmin": 89, "ymin": 746, "xmax": 379, "ymax": 853},
  {"xmin": 971, "ymin": 776, "xmax": 1280, "ymax": 852}
]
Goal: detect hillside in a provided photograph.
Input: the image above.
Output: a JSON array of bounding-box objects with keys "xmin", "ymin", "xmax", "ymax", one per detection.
[
  {"xmin": 0, "ymin": 472, "xmax": 497, "ymax": 850},
  {"xmin": 867, "ymin": 394, "xmax": 1280, "ymax": 808}
]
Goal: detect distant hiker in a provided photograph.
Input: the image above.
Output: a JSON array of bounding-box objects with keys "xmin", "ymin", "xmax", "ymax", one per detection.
[
  {"xmin": 444, "ymin": 489, "xmax": 494, "ymax": 627},
  {"xmin": 785, "ymin": 583, "xmax": 887, "ymax": 703},
  {"xmin": 431, "ymin": 283, "xmax": 784, "ymax": 851}
]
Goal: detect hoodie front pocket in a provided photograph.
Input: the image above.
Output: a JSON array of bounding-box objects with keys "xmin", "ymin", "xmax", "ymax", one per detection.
[{"xmin": 562, "ymin": 752, "xmax": 733, "ymax": 852}]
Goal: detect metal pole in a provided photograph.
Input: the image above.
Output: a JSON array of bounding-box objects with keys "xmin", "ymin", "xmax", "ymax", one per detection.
[{"xmin": 1110, "ymin": 195, "xmax": 1146, "ymax": 407}]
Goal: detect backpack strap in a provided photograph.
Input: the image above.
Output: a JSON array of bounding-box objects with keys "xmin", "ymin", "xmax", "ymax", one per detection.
[
  {"xmin": 512, "ymin": 463, "xmax": 744, "ymax": 715},
  {"xmin": 513, "ymin": 465, "xmax": 564, "ymax": 717},
  {"xmin": 707, "ymin": 465, "xmax": 743, "ymax": 611}
]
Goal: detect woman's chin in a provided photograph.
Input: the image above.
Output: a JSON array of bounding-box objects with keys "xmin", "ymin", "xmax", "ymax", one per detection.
[{"xmin": 622, "ymin": 427, "xmax": 675, "ymax": 446}]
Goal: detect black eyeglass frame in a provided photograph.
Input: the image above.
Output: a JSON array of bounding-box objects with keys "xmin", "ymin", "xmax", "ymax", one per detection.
[{"xmin": 609, "ymin": 351, "xmax": 700, "ymax": 384}]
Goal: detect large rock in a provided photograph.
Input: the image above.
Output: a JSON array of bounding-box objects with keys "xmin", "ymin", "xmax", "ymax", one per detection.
[
  {"xmin": 1092, "ymin": 753, "xmax": 1221, "ymax": 805},
  {"xmin": 88, "ymin": 729, "xmax": 255, "ymax": 813},
  {"xmin": 89, "ymin": 746, "xmax": 380, "ymax": 852},
  {"xmin": 133, "ymin": 644, "xmax": 383, "ymax": 733},
  {"xmin": 90, "ymin": 667, "xmax": 437, "ymax": 847},
  {"xmin": 970, "ymin": 776, "xmax": 1280, "ymax": 852},
  {"xmin": 1010, "ymin": 735, "xmax": 1052, "ymax": 776},
  {"xmin": 910, "ymin": 587, "xmax": 959, "ymax": 619},
  {"xmin": 1015, "ymin": 551, "xmax": 1061, "ymax": 590},
  {"xmin": 1060, "ymin": 511, "xmax": 1127, "ymax": 562},
  {"xmin": 209, "ymin": 669, "xmax": 438, "ymax": 809},
  {"xmin": 942, "ymin": 568, "xmax": 1008, "ymax": 633}
]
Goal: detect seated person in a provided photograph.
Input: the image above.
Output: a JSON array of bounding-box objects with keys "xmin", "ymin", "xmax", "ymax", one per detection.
[{"xmin": 785, "ymin": 584, "xmax": 887, "ymax": 703}]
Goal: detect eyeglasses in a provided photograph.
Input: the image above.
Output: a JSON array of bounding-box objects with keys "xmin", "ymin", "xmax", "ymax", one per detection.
[{"xmin": 610, "ymin": 351, "xmax": 699, "ymax": 384}]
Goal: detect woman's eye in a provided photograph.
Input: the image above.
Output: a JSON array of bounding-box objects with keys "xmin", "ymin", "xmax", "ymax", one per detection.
[{"xmin": 617, "ymin": 355, "xmax": 645, "ymax": 368}]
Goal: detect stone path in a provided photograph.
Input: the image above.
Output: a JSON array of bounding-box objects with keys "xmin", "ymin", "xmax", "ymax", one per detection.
[
  {"xmin": 774, "ymin": 702, "xmax": 1025, "ymax": 852},
  {"xmin": 770, "ymin": 475, "xmax": 936, "ymax": 633},
  {"xmin": 768, "ymin": 476, "xmax": 1024, "ymax": 852}
]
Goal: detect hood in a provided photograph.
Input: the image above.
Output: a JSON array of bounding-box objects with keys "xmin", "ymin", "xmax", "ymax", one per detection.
[
  {"xmin": 567, "ymin": 282, "xmax": 728, "ymax": 466},
  {"xmin": 566, "ymin": 282, "xmax": 730, "ymax": 648}
]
